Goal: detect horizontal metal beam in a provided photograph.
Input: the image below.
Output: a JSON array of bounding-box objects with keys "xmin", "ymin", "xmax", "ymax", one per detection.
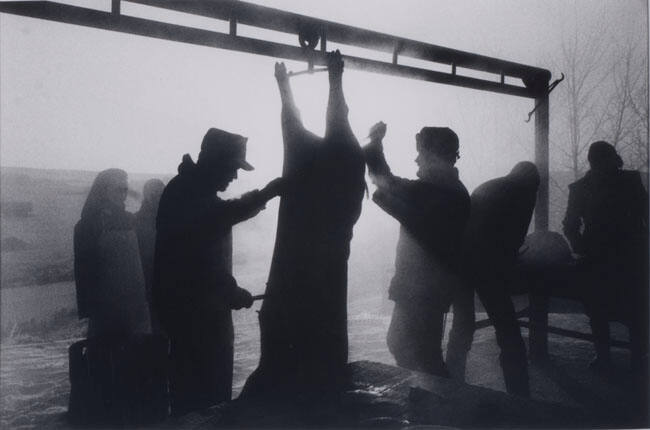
[
  {"xmin": 478, "ymin": 307, "xmax": 630, "ymax": 349},
  {"xmin": 518, "ymin": 321, "xmax": 631, "ymax": 349},
  {"xmin": 0, "ymin": 1, "xmax": 540, "ymax": 98},
  {"xmin": 475, "ymin": 307, "xmax": 530, "ymax": 330},
  {"xmin": 129, "ymin": 0, "xmax": 551, "ymax": 87}
]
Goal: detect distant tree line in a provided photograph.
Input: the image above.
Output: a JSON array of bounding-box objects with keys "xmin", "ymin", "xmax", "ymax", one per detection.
[
  {"xmin": 546, "ymin": 1, "xmax": 648, "ymax": 229},
  {"xmin": 549, "ymin": 1, "xmax": 648, "ymax": 181}
]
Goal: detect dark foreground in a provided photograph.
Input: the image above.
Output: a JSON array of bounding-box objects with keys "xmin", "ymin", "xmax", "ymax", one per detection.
[
  {"xmin": 174, "ymin": 360, "xmax": 588, "ymax": 429},
  {"xmin": 1, "ymin": 312, "xmax": 647, "ymax": 429}
]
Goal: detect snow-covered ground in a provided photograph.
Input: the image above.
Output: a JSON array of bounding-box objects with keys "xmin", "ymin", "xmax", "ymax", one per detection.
[{"xmin": 1, "ymin": 288, "xmax": 645, "ymax": 429}]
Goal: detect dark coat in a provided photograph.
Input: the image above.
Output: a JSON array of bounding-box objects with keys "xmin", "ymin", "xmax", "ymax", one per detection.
[
  {"xmin": 463, "ymin": 173, "xmax": 538, "ymax": 274},
  {"xmin": 153, "ymin": 157, "xmax": 268, "ymax": 409},
  {"xmin": 563, "ymin": 169, "xmax": 648, "ymax": 259},
  {"xmin": 562, "ymin": 169, "xmax": 648, "ymax": 311},
  {"xmin": 135, "ymin": 208, "xmax": 157, "ymax": 304},
  {"xmin": 154, "ymin": 160, "xmax": 267, "ymax": 330},
  {"xmin": 74, "ymin": 210, "xmax": 151, "ymax": 336}
]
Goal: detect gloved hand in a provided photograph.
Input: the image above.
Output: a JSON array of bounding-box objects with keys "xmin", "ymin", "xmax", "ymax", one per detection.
[
  {"xmin": 231, "ymin": 287, "xmax": 254, "ymax": 310},
  {"xmin": 368, "ymin": 121, "xmax": 387, "ymax": 142},
  {"xmin": 261, "ymin": 177, "xmax": 286, "ymax": 199}
]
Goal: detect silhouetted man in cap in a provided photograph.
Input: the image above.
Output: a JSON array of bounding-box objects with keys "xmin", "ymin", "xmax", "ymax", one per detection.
[
  {"xmin": 363, "ymin": 122, "xmax": 470, "ymax": 377},
  {"xmin": 447, "ymin": 161, "xmax": 540, "ymax": 397},
  {"xmin": 153, "ymin": 128, "xmax": 283, "ymax": 415},
  {"xmin": 563, "ymin": 141, "xmax": 648, "ymax": 372}
]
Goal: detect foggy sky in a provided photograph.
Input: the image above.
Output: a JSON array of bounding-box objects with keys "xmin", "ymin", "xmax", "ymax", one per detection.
[{"xmin": 0, "ymin": 0, "xmax": 646, "ymax": 193}]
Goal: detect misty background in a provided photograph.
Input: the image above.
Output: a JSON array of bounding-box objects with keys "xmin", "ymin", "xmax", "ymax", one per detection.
[
  {"xmin": 1, "ymin": 0, "xmax": 647, "ymax": 344},
  {"xmin": 0, "ymin": 1, "xmax": 648, "ymax": 427}
]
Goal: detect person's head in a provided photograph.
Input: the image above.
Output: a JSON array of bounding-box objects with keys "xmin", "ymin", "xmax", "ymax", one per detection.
[
  {"xmin": 196, "ymin": 128, "xmax": 254, "ymax": 191},
  {"xmin": 141, "ymin": 178, "xmax": 165, "ymax": 212},
  {"xmin": 587, "ymin": 141, "xmax": 623, "ymax": 174},
  {"xmin": 81, "ymin": 168, "xmax": 128, "ymax": 219},
  {"xmin": 508, "ymin": 161, "xmax": 540, "ymax": 191},
  {"xmin": 415, "ymin": 127, "xmax": 459, "ymax": 178}
]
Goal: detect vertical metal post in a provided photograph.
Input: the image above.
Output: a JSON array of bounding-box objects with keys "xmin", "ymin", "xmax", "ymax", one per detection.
[
  {"xmin": 392, "ymin": 42, "xmax": 401, "ymax": 65},
  {"xmin": 320, "ymin": 28, "xmax": 327, "ymax": 52},
  {"xmin": 534, "ymin": 91, "xmax": 549, "ymax": 232},
  {"xmin": 111, "ymin": 0, "xmax": 120, "ymax": 15},
  {"xmin": 529, "ymin": 89, "xmax": 550, "ymax": 361},
  {"xmin": 229, "ymin": 17, "xmax": 237, "ymax": 36}
]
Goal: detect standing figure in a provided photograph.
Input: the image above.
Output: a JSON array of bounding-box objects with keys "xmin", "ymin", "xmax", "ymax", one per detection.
[
  {"xmin": 74, "ymin": 168, "xmax": 152, "ymax": 337},
  {"xmin": 135, "ymin": 178, "xmax": 165, "ymax": 332},
  {"xmin": 362, "ymin": 121, "xmax": 470, "ymax": 378},
  {"xmin": 153, "ymin": 129, "xmax": 283, "ymax": 416},
  {"xmin": 563, "ymin": 141, "xmax": 648, "ymax": 371},
  {"xmin": 242, "ymin": 51, "xmax": 366, "ymax": 399},
  {"xmin": 447, "ymin": 161, "xmax": 540, "ymax": 397}
]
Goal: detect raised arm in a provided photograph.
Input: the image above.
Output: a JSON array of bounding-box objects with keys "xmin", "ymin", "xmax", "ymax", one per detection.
[
  {"xmin": 364, "ymin": 122, "xmax": 431, "ymax": 233},
  {"xmin": 362, "ymin": 121, "xmax": 395, "ymax": 188}
]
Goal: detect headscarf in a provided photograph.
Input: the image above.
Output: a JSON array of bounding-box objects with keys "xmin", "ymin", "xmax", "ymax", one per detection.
[
  {"xmin": 139, "ymin": 178, "xmax": 165, "ymax": 215},
  {"xmin": 80, "ymin": 168, "xmax": 128, "ymax": 221},
  {"xmin": 587, "ymin": 141, "xmax": 623, "ymax": 173}
]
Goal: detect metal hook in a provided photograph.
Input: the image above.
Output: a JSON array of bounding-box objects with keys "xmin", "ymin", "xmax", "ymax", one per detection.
[
  {"xmin": 525, "ymin": 73, "xmax": 565, "ymax": 122},
  {"xmin": 287, "ymin": 67, "xmax": 328, "ymax": 78},
  {"xmin": 288, "ymin": 22, "xmax": 328, "ymax": 77}
]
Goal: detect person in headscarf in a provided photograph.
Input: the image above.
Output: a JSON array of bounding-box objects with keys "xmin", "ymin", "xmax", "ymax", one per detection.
[
  {"xmin": 135, "ymin": 178, "xmax": 165, "ymax": 333},
  {"xmin": 154, "ymin": 128, "xmax": 284, "ymax": 416},
  {"xmin": 563, "ymin": 141, "xmax": 648, "ymax": 372},
  {"xmin": 74, "ymin": 168, "xmax": 152, "ymax": 337}
]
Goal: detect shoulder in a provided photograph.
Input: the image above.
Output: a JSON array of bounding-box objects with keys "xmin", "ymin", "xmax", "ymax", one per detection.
[
  {"xmin": 568, "ymin": 176, "xmax": 588, "ymax": 193},
  {"xmin": 74, "ymin": 218, "xmax": 102, "ymax": 251},
  {"xmin": 442, "ymin": 178, "xmax": 470, "ymax": 213},
  {"xmin": 620, "ymin": 170, "xmax": 644, "ymax": 185},
  {"xmin": 157, "ymin": 175, "xmax": 186, "ymax": 210},
  {"xmin": 454, "ymin": 179, "xmax": 470, "ymax": 202},
  {"xmin": 425, "ymin": 178, "xmax": 470, "ymax": 208},
  {"xmin": 160, "ymin": 174, "xmax": 183, "ymax": 197},
  {"xmin": 471, "ymin": 176, "xmax": 505, "ymax": 199},
  {"xmin": 74, "ymin": 217, "xmax": 98, "ymax": 236}
]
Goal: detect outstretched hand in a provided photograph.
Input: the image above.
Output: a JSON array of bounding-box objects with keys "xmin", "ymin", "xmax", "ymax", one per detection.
[
  {"xmin": 368, "ymin": 121, "xmax": 387, "ymax": 142},
  {"xmin": 232, "ymin": 287, "xmax": 254, "ymax": 310},
  {"xmin": 262, "ymin": 177, "xmax": 286, "ymax": 198},
  {"xmin": 327, "ymin": 50, "xmax": 344, "ymax": 77},
  {"xmin": 275, "ymin": 62, "xmax": 288, "ymax": 82}
]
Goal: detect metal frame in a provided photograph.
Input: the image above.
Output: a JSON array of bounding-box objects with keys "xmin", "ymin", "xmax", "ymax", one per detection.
[
  {"xmin": 1, "ymin": 0, "xmax": 558, "ymax": 353},
  {"xmin": 0, "ymin": 0, "xmax": 552, "ymax": 230}
]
